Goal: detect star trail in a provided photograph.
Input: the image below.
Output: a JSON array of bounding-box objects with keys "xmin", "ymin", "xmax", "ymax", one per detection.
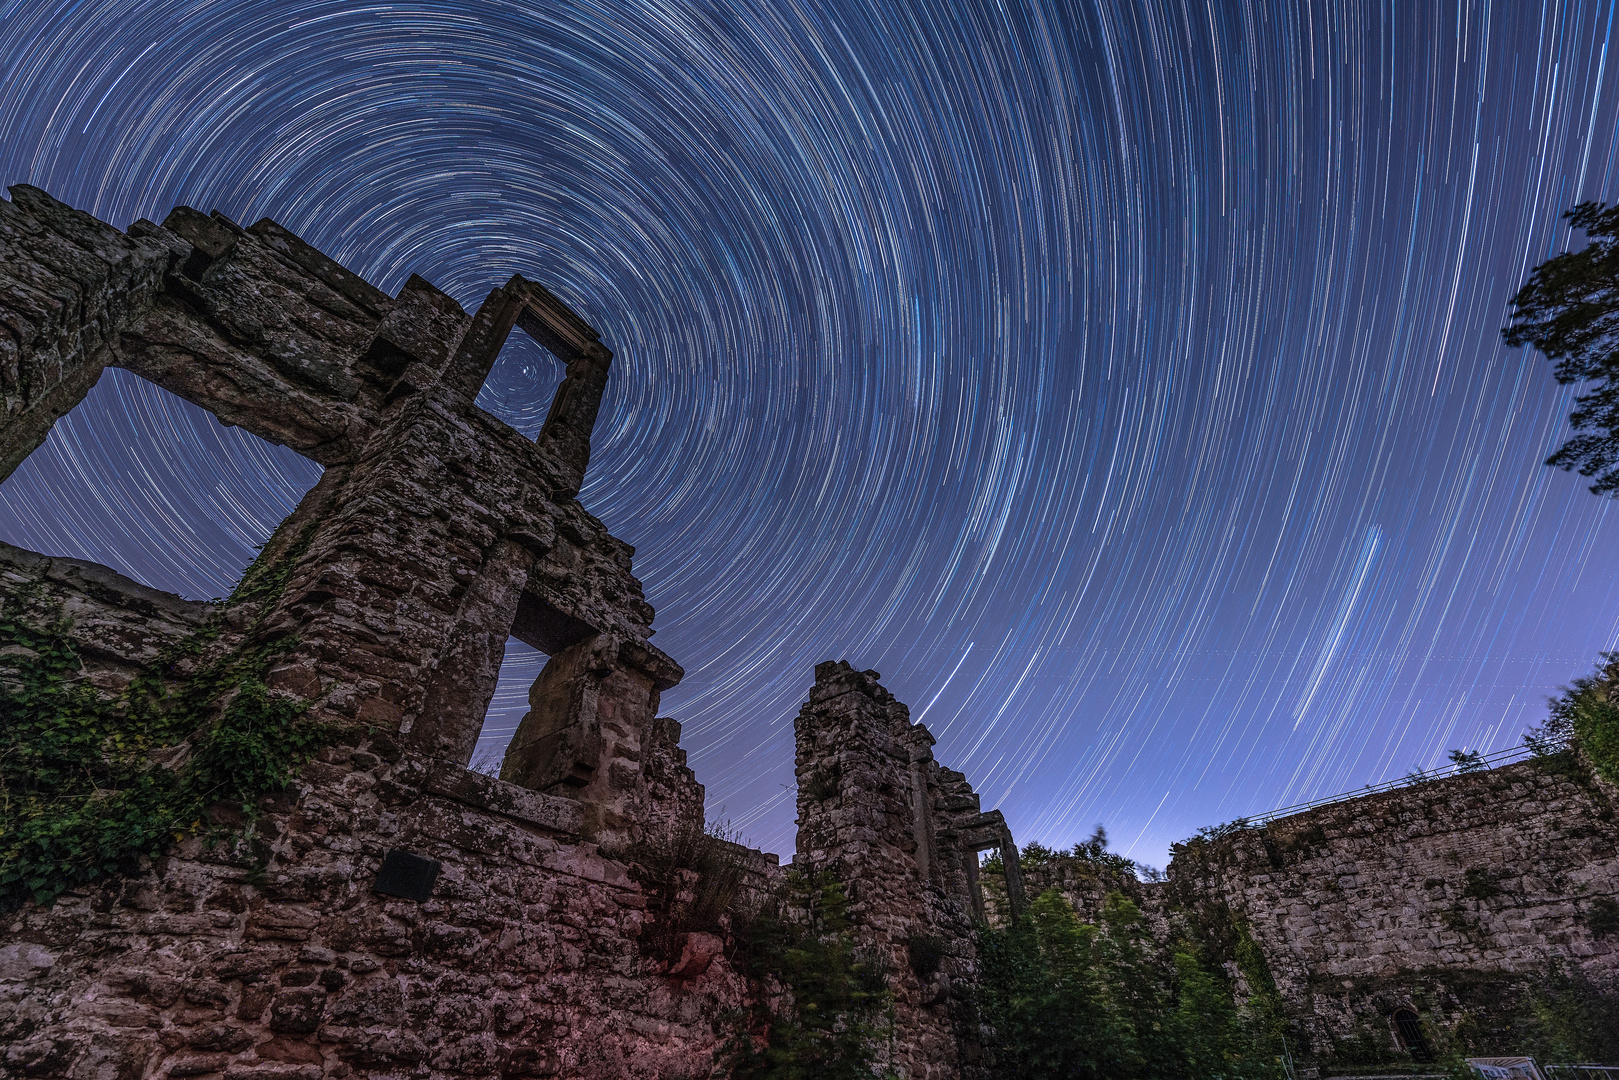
[{"xmin": 3, "ymin": 0, "xmax": 1619, "ymax": 865}]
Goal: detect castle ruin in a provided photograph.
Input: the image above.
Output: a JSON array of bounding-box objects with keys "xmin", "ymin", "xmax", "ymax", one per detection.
[{"xmin": 0, "ymin": 186, "xmax": 1615, "ymax": 1078}]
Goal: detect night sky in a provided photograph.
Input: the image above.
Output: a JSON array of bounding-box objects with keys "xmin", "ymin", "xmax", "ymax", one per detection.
[{"xmin": 3, "ymin": 0, "xmax": 1618, "ymax": 867}]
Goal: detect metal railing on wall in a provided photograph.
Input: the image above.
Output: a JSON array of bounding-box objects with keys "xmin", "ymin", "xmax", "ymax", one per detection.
[{"xmin": 1242, "ymin": 744, "xmax": 1538, "ymax": 829}]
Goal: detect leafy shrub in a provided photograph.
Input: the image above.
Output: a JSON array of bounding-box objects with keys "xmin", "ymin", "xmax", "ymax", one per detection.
[
  {"xmin": 977, "ymin": 888, "xmax": 1283, "ymax": 1080},
  {"xmin": 1529, "ymin": 654, "xmax": 1619, "ymax": 783},
  {"xmin": 1071, "ymin": 824, "xmax": 1143, "ymax": 878},
  {"xmin": 1171, "ymin": 818, "xmax": 1251, "ymax": 856},
  {"xmin": 1516, "ymin": 965, "xmax": 1619, "ymax": 1063},
  {"xmin": 727, "ymin": 873, "xmax": 895, "ymax": 1079},
  {"xmin": 1019, "ymin": 841, "xmax": 1057, "ymax": 868},
  {"xmin": 999, "ymin": 825, "xmax": 1142, "ymax": 879}
]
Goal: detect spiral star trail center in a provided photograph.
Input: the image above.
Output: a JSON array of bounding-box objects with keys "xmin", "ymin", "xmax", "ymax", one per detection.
[{"xmin": 3, "ymin": 0, "xmax": 1619, "ymax": 864}]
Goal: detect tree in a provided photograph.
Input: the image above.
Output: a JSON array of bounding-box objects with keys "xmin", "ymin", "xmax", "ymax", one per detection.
[
  {"xmin": 1525, "ymin": 652, "xmax": 1619, "ymax": 784},
  {"xmin": 976, "ymin": 889, "xmax": 1284, "ymax": 1080},
  {"xmin": 1504, "ymin": 202, "xmax": 1619, "ymax": 494}
]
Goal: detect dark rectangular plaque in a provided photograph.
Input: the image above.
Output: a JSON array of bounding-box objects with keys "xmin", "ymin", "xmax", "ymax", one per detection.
[{"xmin": 372, "ymin": 849, "xmax": 441, "ymax": 902}]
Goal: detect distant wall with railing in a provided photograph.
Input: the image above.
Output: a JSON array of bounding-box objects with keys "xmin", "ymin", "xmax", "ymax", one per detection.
[
  {"xmin": 1242, "ymin": 744, "xmax": 1537, "ymax": 828},
  {"xmin": 1167, "ymin": 754, "xmax": 1619, "ymax": 1059}
]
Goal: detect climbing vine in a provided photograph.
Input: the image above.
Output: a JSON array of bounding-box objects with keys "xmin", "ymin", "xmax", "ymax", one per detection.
[{"xmin": 0, "ymin": 525, "xmax": 327, "ymax": 910}]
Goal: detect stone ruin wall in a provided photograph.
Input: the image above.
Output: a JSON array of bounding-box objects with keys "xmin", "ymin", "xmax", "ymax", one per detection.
[
  {"xmin": 1177, "ymin": 759, "xmax": 1619, "ymax": 1056},
  {"xmin": 789, "ymin": 661, "xmax": 1030, "ymax": 1080},
  {"xmin": 4, "ymin": 184, "xmax": 1619, "ymax": 1078},
  {"xmin": 0, "ymin": 186, "xmax": 1021, "ymax": 1080},
  {"xmin": 981, "ymin": 759, "xmax": 1619, "ymax": 1061}
]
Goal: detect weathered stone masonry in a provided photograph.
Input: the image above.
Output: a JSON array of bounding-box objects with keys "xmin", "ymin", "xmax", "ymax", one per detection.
[
  {"xmin": 1173, "ymin": 759, "xmax": 1619, "ymax": 1056},
  {"xmin": 0, "ymin": 184, "xmax": 764, "ymax": 1079},
  {"xmin": 983, "ymin": 760, "xmax": 1619, "ymax": 1061},
  {"xmin": 4, "ymin": 184, "xmax": 1619, "ymax": 1078},
  {"xmin": 791, "ymin": 661, "xmax": 1025, "ymax": 1079},
  {"xmin": 0, "ymin": 187, "xmax": 1023, "ymax": 1080}
]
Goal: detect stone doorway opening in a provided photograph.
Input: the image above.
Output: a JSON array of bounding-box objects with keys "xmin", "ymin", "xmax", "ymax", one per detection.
[
  {"xmin": 0, "ymin": 367, "xmax": 322, "ymax": 600},
  {"xmin": 1393, "ymin": 1007, "xmax": 1433, "ymax": 1061}
]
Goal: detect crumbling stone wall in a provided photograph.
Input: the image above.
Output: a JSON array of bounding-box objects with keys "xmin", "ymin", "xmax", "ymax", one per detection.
[
  {"xmin": 792, "ymin": 660, "xmax": 1016, "ymax": 1080},
  {"xmin": 3, "ymin": 736, "xmax": 783, "ymax": 1079},
  {"xmin": 0, "ymin": 186, "xmax": 176, "ymax": 479},
  {"xmin": 981, "ymin": 852, "xmax": 1166, "ymax": 932},
  {"xmin": 0, "ymin": 184, "xmax": 684, "ymax": 847},
  {"xmin": 0, "ymin": 185, "xmax": 779, "ymax": 1080},
  {"xmin": 1170, "ymin": 759, "xmax": 1619, "ymax": 1057},
  {"xmin": 974, "ymin": 761, "xmax": 1619, "ymax": 1064}
]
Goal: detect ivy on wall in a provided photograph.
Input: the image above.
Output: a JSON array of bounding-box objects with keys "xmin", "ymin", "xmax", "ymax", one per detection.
[{"xmin": 0, "ymin": 527, "xmax": 326, "ymax": 910}]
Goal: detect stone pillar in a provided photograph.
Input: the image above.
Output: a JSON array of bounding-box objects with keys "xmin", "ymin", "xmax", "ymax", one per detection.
[
  {"xmin": 904, "ymin": 724, "xmax": 940, "ymax": 886},
  {"xmin": 405, "ymin": 539, "xmax": 536, "ymax": 763},
  {"xmin": 999, "ymin": 832, "xmax": 1027, "ymax": 921},
  {"xmin": 534, "ymin": 345, "xmax": 610, "ymax": 496},
  {"xmin": 793, "ymin": 660, "xmax": 966, "ymax": 1079}
]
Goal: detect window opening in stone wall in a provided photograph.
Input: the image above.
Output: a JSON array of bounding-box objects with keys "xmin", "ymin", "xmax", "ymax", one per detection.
[
  {"xmin": 1392, "ymin": 1008, "xmax": 1432, "ymax": 1061},
  {"xmin": 470, "ymin": 637, "xmax": 551, "ymax": 776},
  {"xmin": 473, "ymin": 323, "xmax": 567, "ymax": 440},
  {"xmin": 972, "ymin": 845, "xmax": 1006, "ymax": 921},
  {"xmin": 0, "ymin": 368, "xmax": 323, "ymax": 600}
]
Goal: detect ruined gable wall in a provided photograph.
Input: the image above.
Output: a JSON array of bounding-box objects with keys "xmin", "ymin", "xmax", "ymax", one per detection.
[
  {"xmin": 0, "ymin": 186, "xmax": 779, "ymax": 1080},
  {"xmin": 1171, "ymin": 759, "xmax": 1619, "ymax": 1053},
  {"xmin": 792, "ymin": 660, "xmax": 991, "ymax": 1080}
]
